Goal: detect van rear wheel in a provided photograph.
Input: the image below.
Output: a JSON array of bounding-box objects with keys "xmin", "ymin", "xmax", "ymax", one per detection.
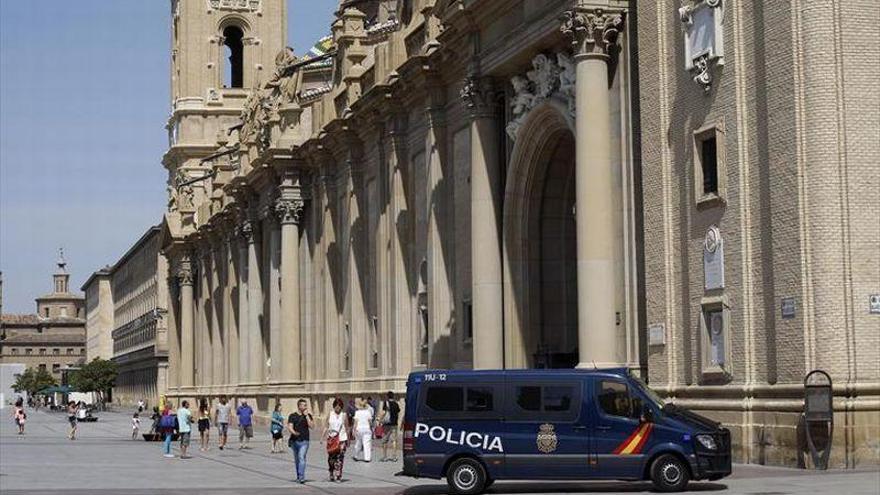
[
  {"xmin": 446, "ymin": 458, "xmax": 487, "ymax": 495},
  {"xmin": 650, "ymin": 454, "xmax": 690, "ymax": 492}
]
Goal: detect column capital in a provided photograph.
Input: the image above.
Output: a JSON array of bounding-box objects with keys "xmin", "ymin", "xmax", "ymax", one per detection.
[
  {"xmin": 176, "ymin": 265, "xmax": 194, "ymax": 286},
  {"xmin": 460, "ymin": 76, "xmax": 501, "ymax": 118},
  {"xmin": 237, "ymin": 218, "xmax": 258, "ymax": 245},
  {"xmin": 560, "ymin": 8, "xmax": 625, "ymax": 60},
  {"xmin": 274, "ymin": 197, "xmax": 306, "ymax": 226}
]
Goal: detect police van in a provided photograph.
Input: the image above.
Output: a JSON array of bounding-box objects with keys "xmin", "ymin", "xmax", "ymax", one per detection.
[{"xmin": 401, "ymin": 369, "xmax": 731, "ymax": 493}]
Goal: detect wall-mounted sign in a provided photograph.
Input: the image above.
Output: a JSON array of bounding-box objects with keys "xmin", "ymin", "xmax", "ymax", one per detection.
[
  {"xmin": 703, "ymin": 226, "xmax": 725, "ymax": 291},
  {"xmin": 870, "ymin": 294, "xmax": 880, "ymax": 314},
  {"xmin": 781, "ymin": 297, "xmax": 796, "ymax": 319},
  {"xmin": 648, "ymin": 323, "xmax": 666, "ymax": 346}
]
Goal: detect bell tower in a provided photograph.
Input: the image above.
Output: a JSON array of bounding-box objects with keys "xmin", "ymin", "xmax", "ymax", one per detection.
[
  {"xmin": 164, "ymin": 0, "xmax": 287, "ymax": 229},
  {"xmin": 170, "ymin": 0, "xmax": 287, "ymax": 102}
]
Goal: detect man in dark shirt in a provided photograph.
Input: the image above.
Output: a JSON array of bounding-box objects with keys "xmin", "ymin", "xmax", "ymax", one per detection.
[
  {"xmin": 287, "ymin": 399, "xmax": 314, "ymax": 483},
  {"xmin": 380, "ymin": 391, "xmax": 401, "ymax": 462}
]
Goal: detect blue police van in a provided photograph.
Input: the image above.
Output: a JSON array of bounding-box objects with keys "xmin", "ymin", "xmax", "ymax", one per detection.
[{"xmin": 400, "ymin": 369, "xmax": 731, "ymax": 493}]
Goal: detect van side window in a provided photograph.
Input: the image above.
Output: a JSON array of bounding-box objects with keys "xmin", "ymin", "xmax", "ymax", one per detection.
[
  {"xmin": 516, "ymin": 386, "xmax": 541, "ymax": 411},
  {"xmin": 512, "ymin": 385, "xmax": 578, "ymax": 417},
  {"xmin": 426, "ymin": 387, "xmax": 464, "ymax": 412},
  {"xmin": 466, "ymin": 387, "xmax": 494, "ymax": 412},
  {"xmin": 544, "ymin": 386, "xmax": 574, "ymax": 412},
  {"xmin": 597, "ymin": 380, "xmax": 638, "ymax": 419}
]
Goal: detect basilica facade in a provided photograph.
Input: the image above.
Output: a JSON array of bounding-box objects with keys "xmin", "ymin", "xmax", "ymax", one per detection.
[{"xmin": 157, "ymin": 0, "xmax": 879, "ymax": 469}]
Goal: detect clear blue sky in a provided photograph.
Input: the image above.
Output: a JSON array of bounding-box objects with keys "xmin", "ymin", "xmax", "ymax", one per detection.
[{"xmin": 0, "ymin": 0, "xmax": 337, "ymax": 313}]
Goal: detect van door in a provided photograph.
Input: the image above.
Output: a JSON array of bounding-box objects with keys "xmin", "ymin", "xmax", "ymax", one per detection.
[
  {"xmin": 503, "ymin": 380, "xmax": 590, "ymax": 480},
  {"xmin": 415, "ymin": 381, "xmax": 505, "ymax": 479},
  {"xmin": 591, "ymin": 378, "xmax": 651, "ymax": 479}
]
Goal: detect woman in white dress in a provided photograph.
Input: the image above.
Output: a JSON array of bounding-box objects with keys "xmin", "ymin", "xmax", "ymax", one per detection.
[
  {"xmin": 323, "ymin": 398, "xmax": 349, "ymax": 482},
  {"xmin": 352, "ymin": 398, "xmax": 374, "ymax": 462}
]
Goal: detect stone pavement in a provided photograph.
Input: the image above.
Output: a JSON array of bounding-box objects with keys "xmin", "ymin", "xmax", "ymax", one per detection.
[{"xmin": 0, "ymin": 408, "xmax": 877, "ymax": 495}]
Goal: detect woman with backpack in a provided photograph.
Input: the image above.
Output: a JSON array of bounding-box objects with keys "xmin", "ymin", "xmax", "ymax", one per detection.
[
  {"xmin": 322, "ymin": 398, "xmax": 349, "ymax": 482},
  {"xmin": 159, "ymin": 401, "xmax": 178, "ymax": 458},
  {"xmin": 270, "ymin": 403, "xmax": 285, "ymax": 453}
]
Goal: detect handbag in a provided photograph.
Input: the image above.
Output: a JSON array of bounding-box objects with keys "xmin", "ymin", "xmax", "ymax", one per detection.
[
  {"xmin": 326, "ymin": 432, "xmax": 341, "ymax": 455},
  {"xmin": 374, "ymin": 424, "xmax": 385, "ymax": 439}
]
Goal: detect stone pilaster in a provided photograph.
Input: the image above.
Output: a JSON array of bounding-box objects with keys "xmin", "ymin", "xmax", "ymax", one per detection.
[{"xmin": 561, "ymin": 7, "xmax": 627, "ymax": 368}]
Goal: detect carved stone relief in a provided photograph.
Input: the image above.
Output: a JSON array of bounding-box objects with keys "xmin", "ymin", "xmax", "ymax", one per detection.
[
  {"xmin": 506, "ymin": 52, "xmax": 576, "ymax": 140},
  {"xmin": 679, "ymin": 0, "xmax": 724, "ymax": 91},
  {"xmin": 207, "ymin": 0, "xmax": 261, "ymax": 12}
]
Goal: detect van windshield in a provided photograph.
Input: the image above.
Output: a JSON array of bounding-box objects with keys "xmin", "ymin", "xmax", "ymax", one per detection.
[{"xmin": 629, "ymin": 373, "xmax": 665, "ymax": 409}]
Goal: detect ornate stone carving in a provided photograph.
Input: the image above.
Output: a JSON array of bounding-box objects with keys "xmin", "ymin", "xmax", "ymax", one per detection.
[
  {"xmin": 176, "ymin": 265, "xmax": 194, "ymax": 286},
  {"xmin": 678, "ymin": 0, "xmax": 724, "ymax": 92},
  {"xmin": 207, "ymin": 0, "xmax": 261, "ymax": 12},
  {"xmin": 560, "ymin": 8, "xmax": 625, "ymax": 58},
  {"xmin": 265, "ymin": 47, "xmax": 303, "ymax": 104},
  {"xmin": 459, "ymin": 76, "xmax": 500, "ymax": 118},
  {"xmin": 274, "ymin": 198, "xmax": 305, "ymax": 225},
  {"xmin": 505, "ymin": 52, "xmax": 577, "ymax": 140},
  {"xmin": 237, "ymin": 219, "xmax": 257, "ymax": 244}
]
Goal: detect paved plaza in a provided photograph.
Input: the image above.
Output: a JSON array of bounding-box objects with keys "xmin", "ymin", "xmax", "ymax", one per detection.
[{"xmin": 0, "ymin": 409, "xmax": 877, "ymax": 495}]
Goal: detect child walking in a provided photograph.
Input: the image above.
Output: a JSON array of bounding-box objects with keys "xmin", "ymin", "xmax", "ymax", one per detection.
[{"xmin": 131, "ymin": 412, "xmax": 140, "ymax": 440}]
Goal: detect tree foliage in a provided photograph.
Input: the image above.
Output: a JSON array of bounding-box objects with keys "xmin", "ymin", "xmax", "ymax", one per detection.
[
  {"xmin": 68, "ymin": 358, "xmax": 118, "ymax": 398},
  {"xmin": 11, "ymin": 367, "xmax": 57, "ymax": 396}
]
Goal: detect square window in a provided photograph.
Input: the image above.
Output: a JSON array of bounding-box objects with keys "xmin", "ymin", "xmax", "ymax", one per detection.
[
  {"xmin": 52, "ymin": 364, "xmax": 61, "ymax": 374},
  {"xmin": 693, "ymin": 124, "xmax": 726, "ymax": 207}
]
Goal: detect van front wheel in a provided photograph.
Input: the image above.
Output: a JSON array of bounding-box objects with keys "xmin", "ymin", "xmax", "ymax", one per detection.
[
  {"xmin": 446, "ymin": 458, "xmax": 487, "ymax": 495},
  {"xmin": 650, "ymin": 454, "xmax": 690, "ymax": 492}
]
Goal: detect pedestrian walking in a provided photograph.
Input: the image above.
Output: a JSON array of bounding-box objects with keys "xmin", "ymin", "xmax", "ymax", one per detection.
[
  {"xmin": 236, "ymin": 399, "xmax": 254, "ymax": 450},
  {"xmin": 323, "ymin": 398, "xmax": 349, "ymax": 482},
  {"xmin": 197, "ymin": 398, "xmax": 211, "ymax": 452},
  {"xmin": 214, "ymin": 395, "xmax": 232, "ymax": 450},
  {"xmin": 379, "ymin": 391, "xmax": 400, "ymax": 462},
  {"xmin": 352, "ymin": 398, "xmax": 374, "ymax": 462},
  {"xmin": 270, "ymin": 403, "xmax": 285, "ymax": 453},
  {"xmin": 12, "ymin": 397, "xmax": 26, "ymax": 435},
  {"xmin": 67, "ymin": 401, "xmax": 78, "ymax": 440},
  {"xmin": 287, "ymin": 399, "xmax": 314, "ymax": 483},
  {"xmin": 177, "ymin": 400, "xmax": 194, "ymax": 459},
  {"xmin": 131, "ymin": 412, "xmax": 140, "ymax": 440},
  {"xmin": 159, "ymin": 402, "xmax": 177, "ymax": 458}
]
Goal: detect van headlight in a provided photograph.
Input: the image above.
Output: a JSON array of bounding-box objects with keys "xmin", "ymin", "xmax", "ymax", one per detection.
[{"xmin": 696, "ymin": 434, "xmax": 717, "ymax": 450}]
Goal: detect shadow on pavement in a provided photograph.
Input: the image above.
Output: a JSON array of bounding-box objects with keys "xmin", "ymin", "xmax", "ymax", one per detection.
[{"xmin": 400, "ymin": 481, "xmax": 728, "ymax": 494}]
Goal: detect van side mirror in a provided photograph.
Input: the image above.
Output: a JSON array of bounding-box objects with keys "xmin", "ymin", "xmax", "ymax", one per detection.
[{"xmin": 642, "ymin": 404, "xmax": 655, "ymax": 423}]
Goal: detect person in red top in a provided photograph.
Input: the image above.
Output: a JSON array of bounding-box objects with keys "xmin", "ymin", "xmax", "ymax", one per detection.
[{"xmin": 12, "ymin": 397, "xmax": 26, "ymax": 435}]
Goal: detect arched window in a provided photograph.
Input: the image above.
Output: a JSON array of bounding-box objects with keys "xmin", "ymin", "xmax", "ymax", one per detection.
[{"xmin": 222, "ymin": 25, "xmax": 244, "ymax": 88}]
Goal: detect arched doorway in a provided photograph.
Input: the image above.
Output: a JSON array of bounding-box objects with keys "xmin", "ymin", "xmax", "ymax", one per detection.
[{"xmin": 503, "ymin": 100, "xmax": 579, "ymax": 369}]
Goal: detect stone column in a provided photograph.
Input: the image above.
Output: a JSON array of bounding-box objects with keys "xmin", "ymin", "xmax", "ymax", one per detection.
[
  {"xmin": 268, "ymin": 218, "xmax": 281, "ymax": 383},
  {"xmin": 225, "ymin": 229, "xmax": 240, "ymax": 386},
  {"xmin": 461, "ymin": 76, "xmax": 504, "ymax": 369},
  {"xmin": 236, "ymin": 225, "xmax": 250, "ymax": 385},
  {"xmin": 561, "ymin": 7, "xmax": 626, "ymax": 368},
  {"xmin": 177, "ymin": 257, "xmax": 195, "ymax": 388},
  {"xmin": 243, "ymin": 219, "xmax": 263, "ymax": 384},
  {"xmin": 276, "ymin": 196, "xmax": 305, "ymax": 382}
]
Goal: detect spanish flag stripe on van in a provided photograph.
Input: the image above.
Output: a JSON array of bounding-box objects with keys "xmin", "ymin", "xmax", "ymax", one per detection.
[{"xmin": 612, "ymin": 423, "xmax": 654, "ymax": 455}]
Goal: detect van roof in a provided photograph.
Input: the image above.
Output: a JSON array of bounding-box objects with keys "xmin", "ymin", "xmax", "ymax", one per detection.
[{"xmin": 407, "ymin": 368, "xmax": 632, "ymax": 383}]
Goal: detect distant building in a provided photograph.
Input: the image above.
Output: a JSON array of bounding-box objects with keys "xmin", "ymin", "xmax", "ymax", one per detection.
[
  {"xmin": 83, "ymin": 226, "xmax": 169, "ymax": 408},
  {"xmin": 0, "ymin": 252, "xmax": 87, "ymax": 379}
]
